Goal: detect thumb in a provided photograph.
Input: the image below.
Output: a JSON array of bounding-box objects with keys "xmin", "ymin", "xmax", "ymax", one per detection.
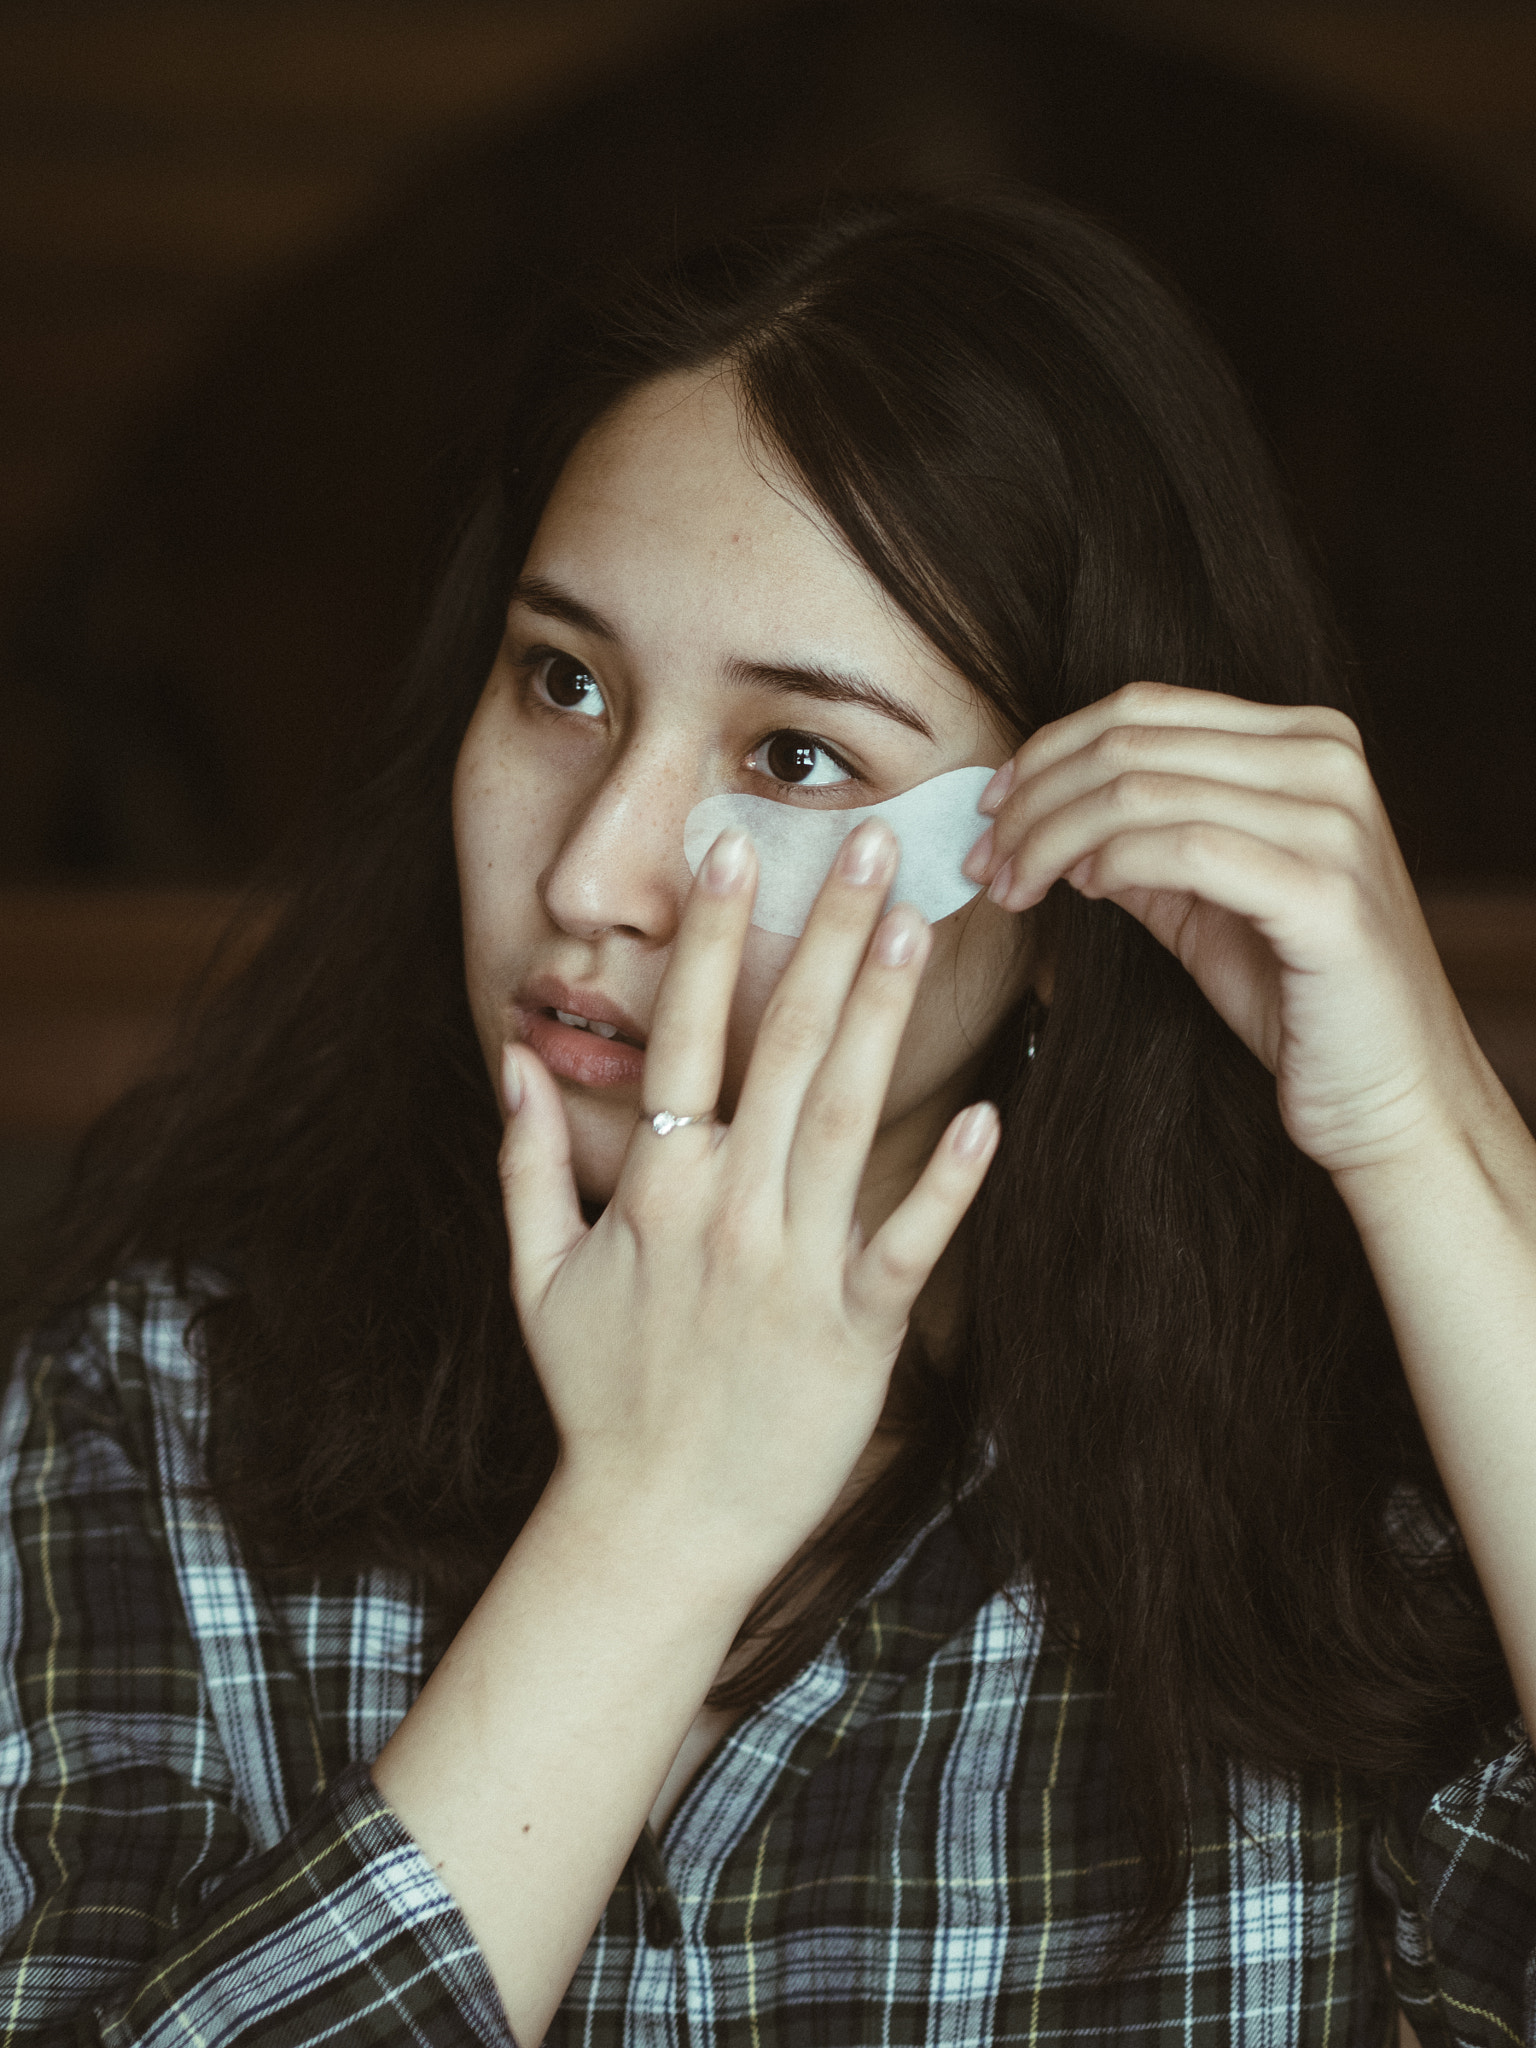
[{"xmin": 497, "ymin": 1042, "xmax": 588, "ymax": 1316}]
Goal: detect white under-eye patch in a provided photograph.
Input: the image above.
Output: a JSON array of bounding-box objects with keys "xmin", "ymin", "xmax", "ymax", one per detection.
[{"xmin": 683, "ymin": 765, "xmax": 995, "ymax": 937}]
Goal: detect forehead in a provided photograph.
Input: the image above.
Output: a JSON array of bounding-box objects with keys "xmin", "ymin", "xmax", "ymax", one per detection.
[
  {"xmin": 522, "ymin": 370, "xmax": 975, "ymax": 716},
  {"xmin": 535, "ymin": 368, "xmax": 834, "ymax": 574}
]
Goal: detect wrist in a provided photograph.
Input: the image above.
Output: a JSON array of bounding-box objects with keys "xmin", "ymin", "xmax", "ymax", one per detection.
[
  {"xmin": 525, "ymin": 1463, "xmax": 772, "ymax": 1638},
  {"xmin": 1329, "ymin": 1055, "xmax": 1536, "ymax": 1240}
]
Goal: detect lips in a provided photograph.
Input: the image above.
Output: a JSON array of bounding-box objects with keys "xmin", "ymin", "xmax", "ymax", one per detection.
[{"xmin": 513, "ymin": 975, "xmax": 647, "ymax": 1090}]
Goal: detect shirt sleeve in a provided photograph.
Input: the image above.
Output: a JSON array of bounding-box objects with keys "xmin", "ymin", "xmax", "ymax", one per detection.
[
  {"xmin": 1371, "ymin": 1723, "xmax": 1536, "ymax": 2048},
  {"xmin": 0, "ymin": 1317, "xmax": 513, "ymax": 2047}
]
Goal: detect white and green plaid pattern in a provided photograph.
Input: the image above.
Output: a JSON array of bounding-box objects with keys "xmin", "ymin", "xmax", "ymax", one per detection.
[{"xmin": 1, "ymin": 1272, "xmax": 1530, "ymax": 2046}]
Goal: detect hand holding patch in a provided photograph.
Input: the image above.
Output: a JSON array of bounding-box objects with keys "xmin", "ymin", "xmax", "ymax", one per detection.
[{"xmin": 683, "ymin": 766, "xmax": 995, "ymax": 936}]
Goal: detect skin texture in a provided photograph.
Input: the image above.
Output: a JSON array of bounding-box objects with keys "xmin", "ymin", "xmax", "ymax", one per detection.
[
  {"xmin": 453, "ymin": 368, "xmax": 1033, "ymax": 1237},
  {"xmin": 374, "ymin": 371, "xmax": 1536, "ymax": 2048}
]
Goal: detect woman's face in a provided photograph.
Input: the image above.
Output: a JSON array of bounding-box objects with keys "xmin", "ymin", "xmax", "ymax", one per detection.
[{"xmin": 454, "ymin": 369, "xmax": 1036, "ymax": 1221}]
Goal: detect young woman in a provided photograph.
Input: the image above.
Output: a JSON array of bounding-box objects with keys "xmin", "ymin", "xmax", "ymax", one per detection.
[{"xmin": 4, "ymin": 191, "xmax": 1535, "ymax": 2048}]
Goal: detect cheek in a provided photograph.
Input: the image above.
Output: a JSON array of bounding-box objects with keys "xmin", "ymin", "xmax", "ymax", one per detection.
[
  {"xmin": 453, "ymin": 709, "xmax": 556, "ymax": 927},
  {"xmin": 451, "ymin": 708, "xmax": 563, "ymax": 1057}
]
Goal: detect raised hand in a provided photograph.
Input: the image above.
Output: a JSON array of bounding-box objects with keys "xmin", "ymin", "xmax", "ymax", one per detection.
[
  {"xmin": 964, "ymin": 680, "xmax": 1487, "ymax": 1179},
  {"xmin": 498, "ymin": 817, "xmax": 1000, "ymax": 1594},
  {"xmin": 375, "ymin": 819, "xmax": 998, "ymax": 2040}
]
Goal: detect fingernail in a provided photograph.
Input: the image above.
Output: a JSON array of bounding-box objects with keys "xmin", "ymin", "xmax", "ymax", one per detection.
[
  {"xmin": 979, "ymin": 760, "xmax": 1015, "ymax": 815},
  {"xmin": 874, "ymin": 908, "xmax": 921, "ymax": 967},
  {"xmin": 501, "ymin": 1044, "xmax": 523, "ymax": 1115},
  {"xmin": 962, "ymin": 826, "xmax": 993, "ymax": 881},
  {"xmin": 703, "ymin": 828, "xmax": 752, "ymax": 893},
  {"xmin": 953, "ymin": 1102, "xmax": 999, "ymax": 1159},
  {"xmin": 839, "ymin": 820, "xmax": 893, "ymax": 886},
  {"xmin": 986, "ymin": 858, "xmax": 1015, "ymax": 906}
]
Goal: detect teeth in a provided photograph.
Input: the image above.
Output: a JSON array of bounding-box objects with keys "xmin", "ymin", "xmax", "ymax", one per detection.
[{"xmin": 554, "ymin": 1008, "xmax": 621, "ymax": 1040}]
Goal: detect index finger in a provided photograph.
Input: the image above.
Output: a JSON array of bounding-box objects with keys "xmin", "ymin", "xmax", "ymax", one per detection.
[
  {"xmin": 981, "ymin": 681, "xmax": 1362, "ymax": 812},
  {"xmin": 639, "ymin": 828, "xmax": 757, "ymax": 1124}
]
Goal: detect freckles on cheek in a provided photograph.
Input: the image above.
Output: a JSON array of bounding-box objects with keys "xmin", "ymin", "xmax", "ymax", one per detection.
[
  {"xmin": 451, "ymin": 744, "xmax": 502, "ymax": 875},
  {"xmin": 455, "ymin": 746, "xmax": 551, "ymax": 892}
]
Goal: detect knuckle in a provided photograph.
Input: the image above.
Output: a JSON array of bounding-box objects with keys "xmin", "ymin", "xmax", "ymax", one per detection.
[
  {"xmin": 1174, "ymin": 820, "xmax": 1225, "ymax": 865},
  {"xmin": 619, "ymin": 1169, "xmax": 689, "ymax": 1235},
  {"xmin": 761, "ymin": 994, "xmax": 829, "ymax": 1064},
  {"xmin": 873, "ymin": 1237, "xmax": 926, "ymax": 1293},
  {"xmin": 1106, "ymin": 768, "xmax": 1160, "ymax": 814},
  {"xmin": 1316, "ymin": 803, "xmax": 1366, "ymax": 866},
  {"xmin": 496, "ymin": 1133, "xmax": 529, "ymax": 1193},
  {"xmin": 1302, "ymin": 870, "xmax": 1368, "ymax": 949},
  {"xmin": 1308, "ymin": 732, "xmax": 1369, "ymax": 793},
  {"xmin": 616, "ymin": 1178, "xmax": 661, "ymax": 1232},
  {"xmin": 1315, "ymin": 866, "xmax": 1364, "ymax": 925},
  {"xmin": 803, "ymin": 1090, "xmax": 865, "ymax": 1150},
  {"xmin": 1091, "ymin": 723, "xmax": 1158, "ymax": 776},
  {"xmin": 1312, "ymin": 706, "xmax": 1364, "ymax": 753},
  {"xmin": 702, "ymin": 1200, "xmax": 759, "ymax": 1271},
  {"xmin": 1116, "ymin": 678, "xmax": 1176, "ymax": 716}
]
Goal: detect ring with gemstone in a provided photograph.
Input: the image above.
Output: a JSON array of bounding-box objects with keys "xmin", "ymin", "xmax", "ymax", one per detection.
[{"xmin": 641, "ymin": 1109, "xmax": 716, "ymax": 1137}]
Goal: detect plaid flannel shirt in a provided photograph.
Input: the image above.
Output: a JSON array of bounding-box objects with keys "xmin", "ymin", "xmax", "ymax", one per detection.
[{"xmin": 2, "ymin": 1270, "xmax": 1532, "ymax": 2047}]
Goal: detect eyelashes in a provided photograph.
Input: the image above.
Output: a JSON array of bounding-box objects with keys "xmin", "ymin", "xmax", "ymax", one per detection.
[{"xmin": 521, "ymin": 647, "xmax": 861, "ymax": 794}]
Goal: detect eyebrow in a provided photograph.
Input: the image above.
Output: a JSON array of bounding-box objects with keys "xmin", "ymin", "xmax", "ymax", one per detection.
[
  {"xmin": 509, "ymin": 574, "xmax": 937, "ymax": 743},
  {"xmin": 721, "ymin": 656, "xmax": 936, "ymax": 742},
  {"xmin": 509, "ymin": 576, "xmax": 617, "ymax": 643}
]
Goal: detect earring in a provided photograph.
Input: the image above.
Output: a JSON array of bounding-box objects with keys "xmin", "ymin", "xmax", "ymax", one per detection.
[{"xmin": 1024, "ymin": 994, "xmax": 1046, "ymax": 1063}]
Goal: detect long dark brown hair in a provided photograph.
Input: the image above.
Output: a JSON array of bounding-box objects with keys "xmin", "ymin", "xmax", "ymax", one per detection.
[{"xmin": 12, "ymin": 189, "xmax": 1511, "ymax": 1936}]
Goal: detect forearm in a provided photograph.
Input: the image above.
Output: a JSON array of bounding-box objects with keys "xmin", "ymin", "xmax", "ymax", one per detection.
[
  {"xmin": 1334, "ymin": 1032, "xmax": 1536, "ymax": 1720},
  {"xmin": 372, "ymin": 1477, "xmax": 754, "ymax": 2047}
]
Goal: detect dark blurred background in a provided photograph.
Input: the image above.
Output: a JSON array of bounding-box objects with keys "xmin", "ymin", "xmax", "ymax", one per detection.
[{"xmin": 3, "ymin": 0, "xmax": 1534, "ymax": 1259}]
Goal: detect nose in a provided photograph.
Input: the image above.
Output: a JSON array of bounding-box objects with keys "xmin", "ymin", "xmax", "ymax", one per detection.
[{"xmin": 539, "ymin": 738, "xmax": 696, "ymax": 943}]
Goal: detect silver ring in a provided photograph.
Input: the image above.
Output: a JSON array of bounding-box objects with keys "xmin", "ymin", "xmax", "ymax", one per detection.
[{"xmin": 642, "ymin": 1109, "xmax": 716, "ymax": 1137}]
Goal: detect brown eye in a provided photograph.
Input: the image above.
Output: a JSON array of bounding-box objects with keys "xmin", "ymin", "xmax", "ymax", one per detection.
[
  {"xmin": 766, "ymin": 733, "xmax": 818, "ymax": 781},
  {"xmin": 749, "ymin": 730, "xmax": 853, "ymax": 789},
  {"xmin": 540, "ymin": 654, "xmax": 604, "ymax": 716}
]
